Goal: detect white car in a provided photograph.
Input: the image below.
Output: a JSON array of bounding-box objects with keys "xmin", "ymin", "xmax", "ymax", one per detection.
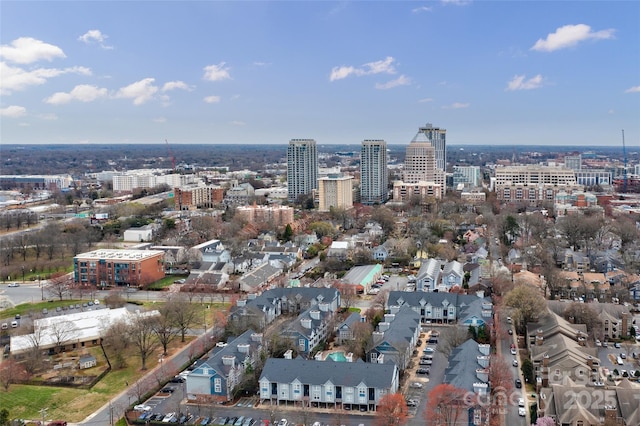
[
  {"xmin": 133, "ymin": 404, "xmax": 151, "ymax": 412},
  {"xmin": 518, "ymin": 406, "xmax": 526, "ymax": 417},
  {"xmin": 162, "ymin": 412, "xmax": 176, "ymax": 423},
  {"xmin": 518, "ymin": 398, "xmax": 525, "ymax": 407},
  {"xmin": 410, "ymin": 382, "xmax": 423, "ymax": 388},
  {"xmin": 512, "ymin": 359, "xmax": 518, "ymax": 367},
  {"xmin": 510, "ymin": 348, "xmax": 517, "ymax": 356},
  {"xmin": 7, "ymin": 282, "xmax": 19, "ymax": 287},
  {"xmin": 277, "ymin": 420, "xmax": 288, "ymax": 426}
]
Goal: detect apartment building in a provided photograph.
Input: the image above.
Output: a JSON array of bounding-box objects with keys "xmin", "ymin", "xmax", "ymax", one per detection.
[
  {"xmin": 73, "ymin": 249, "xmax": 165, "ymax": 287},
  {"xmin": 318, "ymin": 174, "xmax": 353, "ymax": 212},
  {"xmin": 494, "ymin": 166, "xmax": 583, "ymax": 205},
  {"xmin": 360, "ymin": 140, "xmax": 388, "ymax": 205}
]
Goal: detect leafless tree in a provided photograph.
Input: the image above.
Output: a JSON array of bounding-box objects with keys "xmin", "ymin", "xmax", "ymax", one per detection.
[
  {"xmin": 102, "ymin": 320, "xmax": 131, "ymax": 369},
  {"xmin": 0, "ymin": 359, "xmax": 28, "ymax": 391},
  {"xmin": 168, "ymin": 296, "xmax": 199, "ymax": 342},
  {"xmin": 46, "ymin": 272, "xmax": 72, "ymax": 301},
  {"xmin": 153, "ymin": 302, "xmax": 179, "ymax": 356},
  {"xmin": 23, "ymin": 324, "xmax": 46, "ymax": 375},
  {"xmin": 127, "ymin": 314, "xmax": 160, "ymax": 370},
  {"xmin": 49, "ymin": 319, "xmax": 80, "ymax": 353},
  {"xmin": 436, "ymin": 326, "xmax": 470, "ymax": 357}
]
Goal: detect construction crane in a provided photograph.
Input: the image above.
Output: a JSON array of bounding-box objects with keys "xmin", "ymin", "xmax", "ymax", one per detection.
[
  {"xmin": 165, "ymin": 139, "xmax": 176, "ymax": 171},
  {"xmin": 622, "ymin": 130, "xmax": 627, "ymax": 193}
]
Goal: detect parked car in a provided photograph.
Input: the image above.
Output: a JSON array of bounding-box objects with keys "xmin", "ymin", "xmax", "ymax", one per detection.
[
  {"xmin": 406, "ymin": 399, "xmax": 418, "ymax": 407},
  {"xmin": 510, "ymin": 347, "xmax": 517, "ymax": 356},
  {"xmin": 277, "ymin": 419, "xmax": 288, "ymax": 426},
  {"xmin": 508, "ymin": 329, "xmax": 513, "ymax": 335},
  {"xmin": 518, "ymin": 398, "xmax": 525, "ymax": 407},
  {"xmin": 515, "ymin": 378, "xmax": 522, "ymax": 388},
  {"xmin": 410, "ymin": 382, "xmax": 423, "ymax": 388},
  {"xmin": 512, "ymin": 359, "xmax": 518, "ymax": 367},
  {"xmin": 7, "ymin": 282, "xmax": 19, "ymax": 287},
  {"xmin": 614, "ymin": 342, "xmax": 621, "ymax": 349},
  {"xmin": 518, "ymin": 406, "xmax": 526, "ymax": 417},
  {"xmin": 134, "ymin": 404, "xmax": 151, "ymax": 412},
  {"xmin": 417, "ymin": 368, "xmax": 430, "ymax": 375}
]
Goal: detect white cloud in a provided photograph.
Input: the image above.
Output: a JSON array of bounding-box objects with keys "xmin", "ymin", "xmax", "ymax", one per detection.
[
  {"xmin": 506, "ymin": 74, "xmax": 544, "ymax": 91},
  {"xmin": 44, "ymin": 84, "xmax": 108, "ymax": 104},
  {"xmin": 330, "ymin": 56, "xmax": 397, "ymax": 82},
  {"xmin": 203, "ymin": 62, "xmax": 231, "ymax": 81},
  {"xmin": 0, "ymin": 62, "xmax": 91, "ymax": 95},
  {"xmin": 442, "ymin": 102, "xmax": 470, "ymax": 109},
  {"xmin": 152, "ymin": 117, "xmax": 167, "ymax": 123},
  {"xmin": 625, "ymin": 86, "xmax": 640, "ymax": 93},
  {"xmin": 418, "ymin": 98, "xmax": 434, "ymax": 103},
  {"xmin": 375, "ymin": 75, "xmax": 411, "ymax": 90},
  {"xmin": 0, "ymin": 37, "xmax": 65, "ymax": 64},
  {"xmin": 412, "ymin": 6, "xmax": 432, "ymax": 13},
  {"xmin": 230, "ymin": 120, "xmax": 246, "ymax": 126},
  {"xmin": 531, "ymin": 24, "xmax": 615, "ymax": 52},
  {"xmin": 114, "ymin": 78, "xmax": 158, "ymax": 105},
  {"xmin": 441, "ymin": 0, "xmax": 471, "ymax": 5},
  {"xmin": 162, "ymin": 81, "xmax": 193, "ymax": 92},
  {"xmin": 0, "ymin": 105, "xmax": 27, "ymax": 117},
  {"xmin": 204, "ymin": 95, "xmax": 221, "ymax": 104},
  {"xmin": 78, "ymin": 30, "xmax": 113, "ymax": 49}
]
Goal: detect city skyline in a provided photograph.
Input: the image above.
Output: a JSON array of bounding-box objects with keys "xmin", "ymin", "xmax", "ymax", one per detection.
[{"xmin": 1, "ymin": 1, "xmax": 639, "ymax": 146}]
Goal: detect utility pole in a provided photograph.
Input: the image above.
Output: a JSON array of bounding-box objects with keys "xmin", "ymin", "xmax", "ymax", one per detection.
[{"xmin": 39, "ymin": 408, "xmax": 47, "ymax": 425}]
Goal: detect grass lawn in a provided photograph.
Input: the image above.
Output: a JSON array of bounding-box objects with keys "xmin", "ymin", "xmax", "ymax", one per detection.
[
  {"xmin": 147, "ymin": 274, "xmax": 188, "ymax": 290},
  {"xmin": 1, "ymin": 306, "xmax": 217, "ymax": 423}
]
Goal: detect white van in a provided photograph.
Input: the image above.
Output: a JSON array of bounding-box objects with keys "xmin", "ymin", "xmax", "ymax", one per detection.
[
  {"xmin": 11, "ymin": 321, "xmax": 18, "ymax": 328},
  {"xmin": 617, "ymin": 356, "xmax": 624, "ymax": 365},
  {"xmin": 1, "ymin": 323, "xmax": 7, "ymax": 330}
]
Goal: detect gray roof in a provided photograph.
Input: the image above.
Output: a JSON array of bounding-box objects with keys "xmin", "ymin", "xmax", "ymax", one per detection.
[
  {"xmin": 339, "ymin": 312, "xmax": 362, "ymax": 330},
  {"xmin": 239, "ymin": 263, "xmax": 282, "ymax": 289},
  {"xmin": 282, "ymin": 307, "xmax": 332, "ymax": 341},
  {"xmin": 194, "ymin": 329, "xmax": 261, "ymax": 377},
  {"xmin": 443, "ymin": 339, "xmax": 486, "ymax": 392},
  {"xmin": 260, "ymin": 358, "xmax": 397, "ymax": 389}
]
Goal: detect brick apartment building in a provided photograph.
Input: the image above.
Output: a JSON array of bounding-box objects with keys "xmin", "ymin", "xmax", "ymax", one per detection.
[{"xmin": 73, "ymin": 249, "xmax": 165, "ymax": 287}]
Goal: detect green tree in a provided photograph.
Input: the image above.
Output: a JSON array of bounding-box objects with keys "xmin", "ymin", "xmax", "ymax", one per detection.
[
  {"xmin": 500, "ymin": 215, "xmax": 520, "ymax": 246},
  {"xmin": 281, "ymin": 224, "xmax": 293, "ymax": 242},
  {"xmin": 521, "ymin": 358, "xmax": 534, "ymax": 384},
  {"xmin": 0, "ymin": 408, "xmax": 9, "ymax": 426}
]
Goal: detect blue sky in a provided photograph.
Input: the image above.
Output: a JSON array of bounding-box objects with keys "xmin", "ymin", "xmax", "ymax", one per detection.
[{"xmin": 1, "ymin": 1, "xmax": 638, "ymax": 146}]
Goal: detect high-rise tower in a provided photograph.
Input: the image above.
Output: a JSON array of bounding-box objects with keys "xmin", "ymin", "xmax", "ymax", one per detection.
[
  {"xmin": 360, "ymin": 140, "xmax": 388, "ymax": 205},
  {"xmin": 403, "ymin": 134, "xmax": 436, "ymax": 184},
  {"xmin": 287, "ymin": 139, "xmax": 318, "ymax": 202},
  {"xmin": 417, "ymin": 123, "xmax": 446, "ymax": 171}
]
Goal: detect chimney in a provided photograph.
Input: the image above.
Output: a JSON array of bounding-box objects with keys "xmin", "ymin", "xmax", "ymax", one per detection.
[
  {"xmin": 384, "ymin": 313, "xmax": 395, "ymax": 323},
  {"xmin": 603, "ymin": 406, "xmax": 618, "ymax": 426},
  {"xmin": 543, "ymin": 354, "xmax": 549, "ymax": 367},
  {"xmin": 536, "ymin": 329, "xmax": 544, "ymax": 346},
  {"xmin": 378, "ymin": 322, "xmax": 390, "ymax": 332},
  {"xmin": 301, "ymin": 318, "xmax": 312, "ymax": 329},
  {"xmin": 247, "ymin": 293, "xmax": 257, "ymax": 300},
  {"xmin": 477, "ymin": 355, "xmax": 490, "ymax": 368},
  {"xmin": 222, "ymin": 355, "xmax": 236, "ymax": 367},
  {"xmin": 389, "ymin": 305, "xmax": 400, "ymax": 314},
  {"xmin": 476, "ymin": 368, "xmax": 489, "ymax": 382},
  {"xmin": 478, "ymin": 344, "xmax": 490, "ymax": 356},
  {"xmin": 473, "ymin": 382, "xmax": 488, "ymax": 395},
  {"xmin": 238, "ymin": 343, "xmax": 250, "ymax": 354},
  {"xmin": 237, "ymin": 299, "xmax": 247, "ymax": 307},
  {"xmin": 621, "ymin": 313, "xmax": 629, "ymax": 338},
  {"xmin": 251, "ymin": 333, "xmax": 263, "ymax": 343},
  {"xmin": 310, "ymin": 310, "xmax": 321, "ymax": 320},
  {"xmin": 284, "ymin": 349, "xmax": 292, "ymax": 359},
  {"xmin": 318, "ymin": 302, "xmax": 330, "ymax": 312}
]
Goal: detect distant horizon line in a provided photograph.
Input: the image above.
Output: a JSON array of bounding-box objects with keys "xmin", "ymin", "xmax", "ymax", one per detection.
[{"xmin": 2, "ymin": 143, "xmax": 637, "ymax": 150}]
